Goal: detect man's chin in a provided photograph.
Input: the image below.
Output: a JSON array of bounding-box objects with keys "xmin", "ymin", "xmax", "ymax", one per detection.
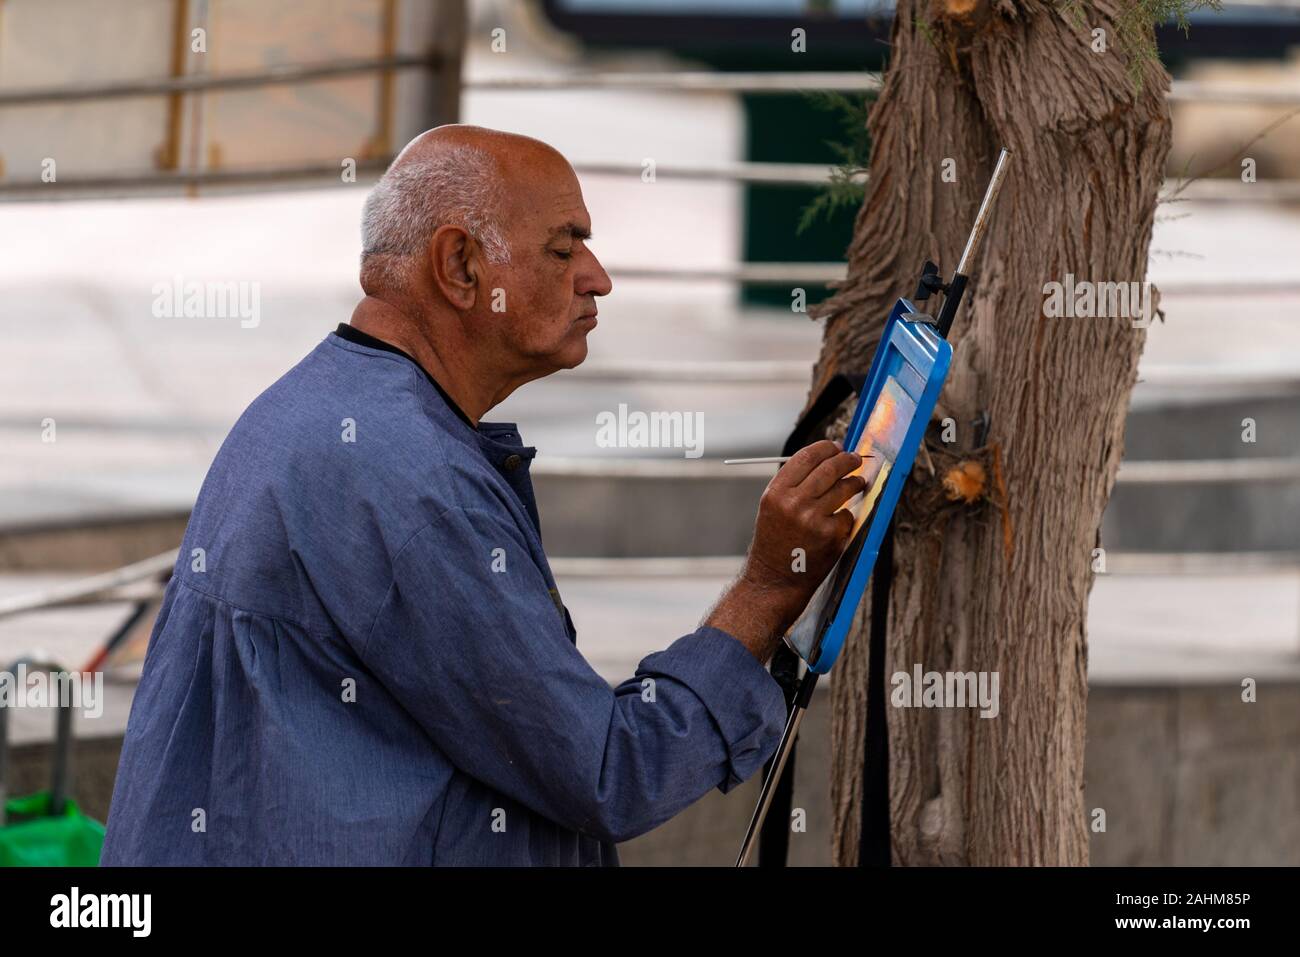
[
  {"xmin": 553, "ymin": 339, "xmax": 589, "ymax": 371},
  {"xmin": 551, "ymin": 326, "xmax": 593, "ymax": 370},
  {"xmin": 529, "ymin": 326, "xmax": 594, "ymax": 376}
]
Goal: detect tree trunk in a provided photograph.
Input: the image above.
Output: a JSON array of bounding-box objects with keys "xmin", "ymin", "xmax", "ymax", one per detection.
[{"xmin": 810, "ymin": 0, "xmax": 1171, "ymax": 865}]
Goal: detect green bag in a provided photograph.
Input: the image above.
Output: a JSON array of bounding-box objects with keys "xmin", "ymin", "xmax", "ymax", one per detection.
[
  {"xmin": 0, "ymin": 792, "xmax": 105, "ymax": 867},
  {"xmin": 0, "ymin": 657, "xmax": 105, "ymax": 866}
]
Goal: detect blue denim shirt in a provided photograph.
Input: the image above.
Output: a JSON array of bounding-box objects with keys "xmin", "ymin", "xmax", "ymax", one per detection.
[{"xmin": 100, "ymin": 328, "xmax": 786, "ymax": 866}]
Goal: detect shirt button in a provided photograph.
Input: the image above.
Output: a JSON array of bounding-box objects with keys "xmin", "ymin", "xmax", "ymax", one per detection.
[{"xmin": 503, "ymin": 454, "xmax": 522, "ymax": 471}]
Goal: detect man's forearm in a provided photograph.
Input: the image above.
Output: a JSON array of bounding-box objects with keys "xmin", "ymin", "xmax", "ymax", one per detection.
[{"xmin": 704, "ymin": 572, "xmax": 807, "ymax": 664}]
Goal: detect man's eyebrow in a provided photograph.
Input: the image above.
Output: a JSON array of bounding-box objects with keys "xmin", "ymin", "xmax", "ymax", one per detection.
[{"xmin": 547, "ymin": 222, "xmax": 592, "ymax": 242}]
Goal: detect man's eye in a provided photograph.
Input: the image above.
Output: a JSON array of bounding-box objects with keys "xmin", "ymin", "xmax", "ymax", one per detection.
[{"xmin": 551, "ymin": 249, "xmax": 573, "ymax": 260}]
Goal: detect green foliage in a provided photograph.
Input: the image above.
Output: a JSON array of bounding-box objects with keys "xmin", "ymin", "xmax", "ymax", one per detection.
[
  {"xmin": 799, "ymin": 1, "xmax": 1221, "ymax": 232},
  {"xmin": 1059, "ymin": 0, "xmax": 1223, "ymax": 86},
  {"xmin": 797, "ymin": 90, "xmax": 874, "ymax": 235}
]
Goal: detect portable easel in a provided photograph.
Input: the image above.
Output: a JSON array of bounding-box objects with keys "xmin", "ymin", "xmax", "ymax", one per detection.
[{"xmin": 736, "ymin": 149, "xmax": 1012, "ymax": 868}]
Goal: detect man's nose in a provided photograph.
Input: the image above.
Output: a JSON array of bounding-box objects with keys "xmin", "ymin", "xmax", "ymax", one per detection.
[{"xmin": 579, "ymin": 249, "xmax": 613, "ymax": 298}]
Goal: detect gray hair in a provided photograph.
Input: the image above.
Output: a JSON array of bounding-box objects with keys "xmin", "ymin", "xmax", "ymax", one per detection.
[{"xmin": 359, "ymin": 144, "xmax": 511, "ymax": 289}]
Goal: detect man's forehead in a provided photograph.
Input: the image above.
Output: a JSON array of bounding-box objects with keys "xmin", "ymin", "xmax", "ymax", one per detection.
[
  {"xmin": 509, "ymin": 178, "xmax": 591, "ymax": 237},
  {"xmin": 545, "ymin": 202, "xmax": 592, "ymax": 240}
]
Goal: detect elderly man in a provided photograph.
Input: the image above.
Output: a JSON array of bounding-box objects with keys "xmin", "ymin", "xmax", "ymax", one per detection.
[{"xmin": 101, "ymin": 126, "xmax": 864, "ymax": 866}]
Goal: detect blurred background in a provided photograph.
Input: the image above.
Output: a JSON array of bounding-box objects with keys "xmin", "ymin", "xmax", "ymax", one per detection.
[{"xmin": 1, "ymin": 0, "xmax": 1298, "ymax": 865}]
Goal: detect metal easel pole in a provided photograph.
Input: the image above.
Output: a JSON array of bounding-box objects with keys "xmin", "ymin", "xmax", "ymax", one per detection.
[
  {"xmin": 735, "ymin": 670, "xmax": 819, "ymax": 868},
  {"xmin": 936, "ymin": 148, "xmax": 1012, "ymax": 338}
]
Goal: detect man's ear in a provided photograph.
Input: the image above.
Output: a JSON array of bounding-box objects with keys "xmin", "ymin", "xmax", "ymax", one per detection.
[{"xmin": 429, "ymin": 224, "xmax": 480, "ymax": 310}]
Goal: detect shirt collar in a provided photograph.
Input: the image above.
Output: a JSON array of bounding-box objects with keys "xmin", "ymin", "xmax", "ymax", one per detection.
[
  {"xmin": 333, "ymin": 323, "xmax": 476, "ymax": 429},
  {"xmin": 330, "ymin": 324, "xmax": 537, "ymax": 474}
]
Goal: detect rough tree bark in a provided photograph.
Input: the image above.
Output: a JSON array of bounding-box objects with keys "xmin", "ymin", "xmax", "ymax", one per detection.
[{"xmin": 807, "ymin": 0, "xmax": 1171, "ymax": 865}]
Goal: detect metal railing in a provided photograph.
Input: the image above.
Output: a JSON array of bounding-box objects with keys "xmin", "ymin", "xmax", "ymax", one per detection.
[
  {"xmin": 600, "ymin": 264, "xmax": 1300, "ymax": 295},
  {"xmin": 0, "ymin": 160, "xmax": 393, "ymax": 198},
  {"xmin": 520, "ymin": 455, "xmax": 1300, "ymax": 484},
  {"xmin": 0, "ymin": 54, "xmax": 440, "ymax": 107},
  {"xmin": 0, "ymin": 552, "xmax": 177, "ymax": 620},
  {"xmin": 12, "ymin": 157, "xmax": 1296, "ymax": 207},
  {"xmin": 568, "ymin": 160, "xmax": 1300, "ymax": 202},
  {"xmin": 1, "ymin": 63, "xmax": 1296, "ymax": 103},
  {"xmin": 565, "ymin": 361, "xmax": 1300, "ymax": 393},
  {"xmin": 466, "ymin": 71, "xmax": 1300, "ymax": 105}
]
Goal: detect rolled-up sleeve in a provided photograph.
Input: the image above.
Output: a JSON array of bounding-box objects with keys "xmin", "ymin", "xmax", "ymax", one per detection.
[{"xmin": 357, "ymin": 505, "xmax": 787, "ymax": 844}]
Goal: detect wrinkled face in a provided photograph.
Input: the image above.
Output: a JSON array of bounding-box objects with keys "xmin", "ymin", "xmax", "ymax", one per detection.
[{"xmin": 478, "ymin": 157, "xmax": 612, "ymax": 373}]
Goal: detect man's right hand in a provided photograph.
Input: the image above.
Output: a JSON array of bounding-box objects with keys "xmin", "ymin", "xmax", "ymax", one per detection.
[{"xmin": 705, "ymin": 440, "xmax": 867, "ymax": 662}]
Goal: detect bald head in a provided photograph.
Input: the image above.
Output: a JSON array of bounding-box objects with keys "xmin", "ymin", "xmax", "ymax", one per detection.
[
  {"xmin": 392, "ymin": 124, "xmax": 570, "ymax": 174},
  {"xmin": 359, "ymin": 125, "xmax": 574, "ymax": 294}
]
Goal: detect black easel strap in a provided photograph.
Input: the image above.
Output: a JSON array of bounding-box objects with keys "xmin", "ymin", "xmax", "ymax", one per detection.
[
  {"xmin": 758, "ymin": 643, "xmax": 800, "ymax": 867},
  {"xmin": 859, "ymin": 519, "xmax": 893, "ymax": 866}
]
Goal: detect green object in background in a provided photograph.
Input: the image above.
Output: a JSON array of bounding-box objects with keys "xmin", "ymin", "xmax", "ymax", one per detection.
[
  {"xmin": 0, "ymin": 791, "xmax": 105, "ymax": 866},
  {"xmin": 742, "ymin": 91, "xmax": 869, "ymax": 309},
  {"xmin": 0, "ymin": 656, "xmax": 104, "ymax": 866}
]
